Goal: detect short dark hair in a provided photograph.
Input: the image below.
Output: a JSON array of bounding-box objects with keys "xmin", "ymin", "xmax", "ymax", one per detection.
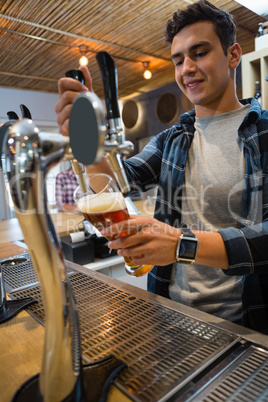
[{"xmin": 165, "ymin": 0, "xmax": 236, "ymax": 55}]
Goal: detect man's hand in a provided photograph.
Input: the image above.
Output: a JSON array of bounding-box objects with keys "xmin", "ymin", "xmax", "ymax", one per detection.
[
  {"xmin": 55, "ymin": 66, "xmax": 93, "ymax": 136},
  {"xmin": 101, "ymin": 215, "xmax": 181, "ymax": 267}
]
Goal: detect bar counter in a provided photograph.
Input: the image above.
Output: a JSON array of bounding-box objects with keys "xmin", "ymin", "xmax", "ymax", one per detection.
[
  {"xmin": 0, "ymin": 309, "xmax": 130, "ymax": 402},
  {"xmin": 1, "ymin": 245, "xmax": 268, "ymax": 401},
  {"xmin": 1, "ymin": 208, "xmax": 268, "ymax": 401},
  {"xmin": 0, "ymin": 211, "xmax": 84, "ymax": 244},
  {"xmin": 0, "ymin": 199, "xmax": 155, "ymax": 244},
  {"xmin": 0, "ymin": 201, "xmax": 153, "ymax": 401},
  {"xmin": 0, "ymin": 242, "xmax": 131, "ymax": 402}
]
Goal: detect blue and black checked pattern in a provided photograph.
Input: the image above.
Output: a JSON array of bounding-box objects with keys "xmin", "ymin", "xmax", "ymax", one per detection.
[{"xmin": 124, "ymin": 98, "xmax": 268, "ymax": 334}]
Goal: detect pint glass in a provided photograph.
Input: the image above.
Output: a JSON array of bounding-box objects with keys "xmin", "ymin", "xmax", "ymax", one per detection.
[{"xmin": 73, "ymin": 173, "xmax": 153, "ymax": 277}]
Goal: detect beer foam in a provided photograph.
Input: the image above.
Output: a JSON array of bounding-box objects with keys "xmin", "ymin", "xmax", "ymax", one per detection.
[{"xmin": 77, "ymin": 191, "xmax": 126, "ymax": 213}]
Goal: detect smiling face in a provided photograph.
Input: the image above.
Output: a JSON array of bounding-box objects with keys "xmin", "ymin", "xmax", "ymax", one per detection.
[{"xmin": 171, "ymin": 21, "xmax": 242, "ymax": 118}]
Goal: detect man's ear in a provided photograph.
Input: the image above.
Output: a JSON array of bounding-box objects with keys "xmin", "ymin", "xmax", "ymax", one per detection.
[{"xmin": 228, "ymin": 43, "xmax": 242, "ymax": 69}]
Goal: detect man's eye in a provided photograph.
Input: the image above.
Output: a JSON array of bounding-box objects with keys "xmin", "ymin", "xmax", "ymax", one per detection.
[
  {"xmin": 175, "ymin": 60, "xmax": 183, "ymax": 66},
  {"xmin": 196, "ymin": 51, "xmax": 207, "ymax": 58}
]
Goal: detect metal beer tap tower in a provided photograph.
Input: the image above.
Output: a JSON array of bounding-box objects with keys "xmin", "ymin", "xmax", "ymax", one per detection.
[
  {"xmin": 0, "ymin": 51, "xmax": 130, "ymax": 401},
  {"xmin": 68, "ymin": 51, "xmax": 134, "ymax": 195},
  {"xmin": 0, "ymin": 106, "xmax": 38, "ymax": 324}
]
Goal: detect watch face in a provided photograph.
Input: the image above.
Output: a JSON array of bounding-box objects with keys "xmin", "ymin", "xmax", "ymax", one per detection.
[{"xmin": 179, "ymin": 239, "xmax": 197, "ymax": 260}]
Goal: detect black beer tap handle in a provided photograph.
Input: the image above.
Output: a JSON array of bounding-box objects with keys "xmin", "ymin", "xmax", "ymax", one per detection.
[
  {"xmin": 65, "ymin": 69, "xmax": 85, "ymax": 84},
  {"xmin": 7, "ymin": 111, "xmax": 19, "ymax": 121},
  {"xmin": 96, "ymin": 51, "xmax": 120, "ymax": 121},
  {"xmin": 20, "ymin": 104, "xmax": 32, "ymax": 119}
]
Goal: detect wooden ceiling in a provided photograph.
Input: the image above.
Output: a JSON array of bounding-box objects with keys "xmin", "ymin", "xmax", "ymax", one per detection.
[{"xmin": 0, "ymin": 0, "xmax": 266, "ymax": 100}]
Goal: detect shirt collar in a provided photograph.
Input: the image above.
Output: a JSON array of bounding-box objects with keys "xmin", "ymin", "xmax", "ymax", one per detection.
[{"xmin": 179, "ymin": 97, "xmax": 262, "ymax": 127}]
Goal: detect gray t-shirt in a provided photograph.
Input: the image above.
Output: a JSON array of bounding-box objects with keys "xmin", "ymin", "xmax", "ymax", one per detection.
[{"xmin": 169, "ymin": 105, "xmax": 250, "ymax": 322}]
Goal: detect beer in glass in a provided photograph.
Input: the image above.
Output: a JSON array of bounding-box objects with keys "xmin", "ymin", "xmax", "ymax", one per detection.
[{"xmin": 74, "ymin": 174, "xmax": 153, "ymax": 277}]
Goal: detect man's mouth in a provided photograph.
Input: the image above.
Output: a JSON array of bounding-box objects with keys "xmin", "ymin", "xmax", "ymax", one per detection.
[{"xmin": 185, "ymin": 80, "xmax": 203, "ymax": 88}]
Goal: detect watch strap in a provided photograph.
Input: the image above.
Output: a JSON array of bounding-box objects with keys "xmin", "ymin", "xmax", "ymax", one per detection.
[{"xmin": 180, "ymin": 227, "xmax": 196, "ymax": 238}]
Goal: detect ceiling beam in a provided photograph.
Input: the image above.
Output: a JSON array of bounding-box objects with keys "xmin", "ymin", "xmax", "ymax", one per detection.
[{"xmin": 0, "ymin": 13, "xmax": 171, "ymax": 62}]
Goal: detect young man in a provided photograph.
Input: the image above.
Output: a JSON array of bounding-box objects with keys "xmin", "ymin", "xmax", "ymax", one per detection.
[{"xmin": 55, "ymin": 1, "xmax": 268, "ymax": 333}]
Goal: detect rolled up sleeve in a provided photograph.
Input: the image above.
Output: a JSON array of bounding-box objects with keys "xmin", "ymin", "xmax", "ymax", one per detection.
[{"xmin": 219, "ymin": 222, "xmax": 268, "ymax": 275}]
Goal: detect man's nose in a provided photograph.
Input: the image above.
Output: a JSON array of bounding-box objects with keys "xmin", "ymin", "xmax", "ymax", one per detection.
[{"xmin": 181, "ymin": 57, "xmax": 196, "ymax": 76}]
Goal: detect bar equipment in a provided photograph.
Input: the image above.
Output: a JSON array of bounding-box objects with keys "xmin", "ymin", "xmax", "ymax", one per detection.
[
  {"xmin": 8, "ymin": 259, "xmax": 268, "ymax": 402},
  {"xmin": 0, "ymin": 257, "xmax": 37, "ymax": 323},
  {"xmin": 63, "ymin": 70, "xmax": 90, "ymax": 195},
  {"xmin": 1, "ymin": 116, "xmax": 126, "ymax": 399},
  {"xmin": 1, "ymin": 118, "xmax": 81, "ymax": 400},
  {"xmin": 68, "ymin": 51, "xmax": 134, "ymax": 194},
  {"xmin": 0, "ymin": 107, "xmax": 38, "ymax": 323},
  {"xmin": 6, "ymin": 111, "xmax": 19, "ymax": 120},
  {"xmin": 20, "ymin": 104, "xmax": 32, "ymax": 119},
  {"xmin": 74, "ymin": 173, "xmax": 153, "ymax": 277},
  {"xmin": 0, "ymin": 50, "xmax": 141, "ymax": 400},
  {"xmin": 67, "ymin": 54, "xmax": 152, "ymax": 276}
]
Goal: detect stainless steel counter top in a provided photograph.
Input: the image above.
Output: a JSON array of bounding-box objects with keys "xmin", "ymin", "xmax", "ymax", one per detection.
[
  {"xmin": 75, "ymin": 262, "xmax": 268, "ymax": 349},
  {"xmin": 3, "ymin": 254, "xmax": 268, "ymax": 401}
]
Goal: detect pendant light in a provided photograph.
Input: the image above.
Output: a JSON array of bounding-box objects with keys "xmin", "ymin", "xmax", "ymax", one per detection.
[
  {"xmin": 79, "ymin": 45, "xmax": 89, "ymax": 66},
  {"xmin": 143, "ymin": 61, "xmax": 152, "ymax": 79}
]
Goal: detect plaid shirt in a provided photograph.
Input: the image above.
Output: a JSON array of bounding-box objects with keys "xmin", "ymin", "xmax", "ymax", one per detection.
[
  {"xmin": 125, "ymin": 98, "xmax": 268, "ymax": 334},
  {"xmin": 55, "ymin": 168, "xmax": 78, "ymax": 211}
]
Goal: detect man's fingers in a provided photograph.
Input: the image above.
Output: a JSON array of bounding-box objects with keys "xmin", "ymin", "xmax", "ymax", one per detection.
[
  {"xmin": 101, "ymin": 220, "xmax": 141, "ymax": 237},
  {"xmin": 78, "ymin": 66, "xmax": 94, "ymax": 91}
]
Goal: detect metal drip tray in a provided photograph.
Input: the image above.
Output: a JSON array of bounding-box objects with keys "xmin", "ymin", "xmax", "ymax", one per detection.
[
  {"xmin": 1, "ymin": 253, "xmax": 38, "ymax": 293},
  {"xmin": 8, "ymin": 255, "xmax": 240, "ymax": 402},
  {"xmin": 1, "ymin": 253, "xmax": 73, "ymax": 293},
  {"xmin": 184, "ymin": 344, "xmax": 268, "ymax": 401}
]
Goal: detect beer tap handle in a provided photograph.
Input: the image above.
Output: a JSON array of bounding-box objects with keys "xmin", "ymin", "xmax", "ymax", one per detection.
[
  {"xmin": 7, "ymin": 111, "xmax": 19, "ymax": 121},
  {"xmin": 67, "ymin": 59, "xmax": 133, "ymax": 193},
  {"xmin": 96, "ymin": 51, "xmax": 133, "ymax": 193},
  {"xmin": 96, "ymin": 51, "xmax": 122, "ymax": 135},
  {"xmin": 65, "ymin": 70, "xmax": 89, "ymax": 193},
  {"xmin": 20, "ymin": 104, "xmax": 32, "ymax": 119},
  {"xmin": 65, "ymin": 69, "xmax": 85, "ymax": 84}
]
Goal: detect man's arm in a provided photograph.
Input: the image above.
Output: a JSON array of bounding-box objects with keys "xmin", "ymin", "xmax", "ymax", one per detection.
[
  {"xmin": 193, "ymin": 230, "xmax": 228, "ymax": 269},
  {"xmin": 100, "ymin": 216, "xmax": 229, "ymax": 270},
  {"xmin": 101, "ymin": 214, "xmax": 268, "ymax": 275}
]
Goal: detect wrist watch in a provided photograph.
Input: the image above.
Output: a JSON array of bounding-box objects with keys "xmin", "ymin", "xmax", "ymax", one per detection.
[{"xmin": 176, "ymin": 227, "xmax": 199, "ymax": 264}]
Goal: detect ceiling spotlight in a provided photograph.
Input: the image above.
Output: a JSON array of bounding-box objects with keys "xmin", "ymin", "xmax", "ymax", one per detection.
[
  {"xmin": 143, "ymin": 61, "xmax": 152, "ymax": 79},
  {"xmin": 79, "ymin": 45, "xmax": 89, "ymax": 66}
]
